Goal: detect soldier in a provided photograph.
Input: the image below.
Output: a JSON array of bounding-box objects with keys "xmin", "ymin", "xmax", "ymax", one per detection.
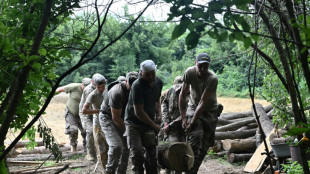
[
  {"xmin": 56, "ymin": 78, "xmax": 92, "ymax": 153},
  {"xmin": 179, "ymin": 53, "xmax": 219, "ymax": 174},
  {"xmin": 79, "ymin": 73, "xmax": 100, "ymax": 162},
  {"xmin": 82, "ymin": 75, "xmax": 109, "ymax": 169},
  {"xmin": 161, "ymin": 76, "xmax": 187, "ymax": 174},
  {"xmin": 125, "ymin": 60, "xmax": 163, "ymax": 174},
  {"xmin": 99, "ymin": 72, "xmax": 138, "ymax": 174}
]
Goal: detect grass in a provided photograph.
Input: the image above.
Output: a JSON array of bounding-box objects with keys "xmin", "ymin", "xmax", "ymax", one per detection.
[{"xmin": 6, "ymin": 94, "xmax": 269, "ymax": 145}]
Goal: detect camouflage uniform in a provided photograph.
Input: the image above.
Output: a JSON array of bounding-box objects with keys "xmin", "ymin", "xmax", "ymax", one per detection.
[
  {"xmin": 79, "ymin": 83, "xmax": 96, "ymax": 159},
  {"xmin": 86, "ymin": 88, "xmax": 109, "ymax": 169},
  {"xmin": 183, "ymin": 65, "xmax": 219, "ymax": 174},
  {"xmin": 161, "ymin": 77, "xmax": 186, "ymax": 174},
  {"xmin": 61, "ymin": 83, "xmax": 87, "ymax": 148}
]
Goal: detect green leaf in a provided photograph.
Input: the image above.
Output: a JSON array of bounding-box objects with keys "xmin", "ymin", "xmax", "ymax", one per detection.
[
  {"xmin": 185, "ymin": 31, "xmax": 200, "ymax": 50},
  {"xmin": 191, "ymin": 8, "xmax": 206, "ymax": 19},
  {"xmin": 243, "ymin": 37, "xmax": 252, "ymax": 49},
  {"xmin": 229, "ymin": 33, "xmax": 235, "ymax": 42},
  {"xmin": 234, "ymin": 31, "xmax": 244, "ymax": 41},
  {"xmin": 39, "ymin": 48, "xmax": 47, "ymax": 56},
  {"xmin": 241, "ymin": 21, "xmax": 250, "ymax": 32},
  {"xmin": 171, "ymin": 17, "xmax": 191, "ymax": 40},
  {"xmin": 32, "ymin": 62, "xmax": 41, "ymax": 71},
  {"xmin": 250, "ymin": 33, "xmax": 259, "ymax": 41},
  {"xmin": 234, "ymin": 0, "xmax": 253, "ymax": 5},
  {"xmin": 223, "ymin": 12, "xmax": 232, "ymax": 27}
]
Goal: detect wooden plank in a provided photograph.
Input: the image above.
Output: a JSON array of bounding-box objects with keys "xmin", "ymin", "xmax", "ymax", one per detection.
[{"xmin": 243, "ymin": 128, "xmax": 275, "ymax": 173}]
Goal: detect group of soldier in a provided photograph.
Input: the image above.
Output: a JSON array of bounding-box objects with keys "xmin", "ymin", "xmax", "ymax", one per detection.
[{"xmin": 55, "ymin": 52, "xmax": 220, "ymax": 174}]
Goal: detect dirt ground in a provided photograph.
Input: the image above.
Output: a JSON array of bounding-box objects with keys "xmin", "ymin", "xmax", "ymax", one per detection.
[{"xmin": 8, "ymin": 155, "xmax": 246, "ymax": 174}]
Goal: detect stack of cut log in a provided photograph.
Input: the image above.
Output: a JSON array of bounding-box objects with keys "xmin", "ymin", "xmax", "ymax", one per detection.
[
  {"xmin": 6, "ymin": 140, "xmax": 84, "ymax": 162},
  {"xmin": 211, "ymin": 103, "xmax": 273, "ymax": 163}
]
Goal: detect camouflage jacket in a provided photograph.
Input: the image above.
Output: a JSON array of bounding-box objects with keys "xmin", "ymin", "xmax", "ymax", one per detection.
[{"xmin": 161, "ymin": 84, "xmax": 182, "ymax": 124}]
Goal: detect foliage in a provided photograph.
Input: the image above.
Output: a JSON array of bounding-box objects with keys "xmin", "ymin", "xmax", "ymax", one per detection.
[
  {"xmin": 21, "ymin": 126, "xmax": 37, "ymax": 150},
  {"xmin": 281, "ymin": 161, "xmax": 307, "ymax": 174}
]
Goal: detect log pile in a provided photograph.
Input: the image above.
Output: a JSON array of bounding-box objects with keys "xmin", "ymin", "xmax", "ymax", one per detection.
[
  {"xmin": 6, "ymin": 141, "xmax": 86, "ymax": 173},
  {"xmin": 210, "ymin": 103, "xmax": 274, "ymax": 164}
]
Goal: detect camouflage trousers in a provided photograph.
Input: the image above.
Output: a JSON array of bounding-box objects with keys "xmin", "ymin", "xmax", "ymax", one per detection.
[
  {"xmin": 80, "ymin": 113, "xmax": 96, "ymax": 159},
  {"xmin": 100, "ymin": 114, "xmax": 129, "ymax": 174},
  {"xmin": 64, "ymin": 108, "xmax": 86, "ymax": 149},
  {"xmin": 125, "ymin": 122, "xmax": 158, "ymax": 174},
  {"xmin": 185, "ymin": 110, "xmax": 218, "ymax": 174},
  {"xmin": 93, "ymin": 116, "xmax": 109, "ymax": 170}
]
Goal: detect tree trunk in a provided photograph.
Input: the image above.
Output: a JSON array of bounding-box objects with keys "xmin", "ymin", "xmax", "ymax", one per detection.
[
  {"xmin": 222, "ymin": 139, "xmax": 257, "ymax": 153},
  {"xmin": 227, "ymin": 152, "xmax": 253, "ymax": 163},
  {"xmin": 215, "ymin": 128, "xmax": 256, "ymax": 140},
  {"xmin": 157, "ymin": 142, "xmax": 194, "ymax": 172},
  {"xmin": 252, "ymin": 103, "xmax": 274, "ymax": 136},
  {"xmin": 216, "ymin": 118, "xmax": 256, "ymax": 132}
]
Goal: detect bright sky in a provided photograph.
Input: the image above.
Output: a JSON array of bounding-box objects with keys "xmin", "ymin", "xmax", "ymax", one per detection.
[{"xmin": 75, "ymin": 0, "xmax": 210, "ymax": 21}]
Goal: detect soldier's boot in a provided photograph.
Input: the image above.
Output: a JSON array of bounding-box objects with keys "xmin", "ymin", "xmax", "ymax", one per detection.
[
  {"xmin": 71, "ymin": 145, "xmax": 77, "ymax": 153},
  {"xmin": 85, "ymin": 154, "xmax": 96, "ymax": 162}
]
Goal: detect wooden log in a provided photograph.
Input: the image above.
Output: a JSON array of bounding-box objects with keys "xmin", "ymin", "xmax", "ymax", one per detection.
[
  {"xmin": 157, "ymin": 142, "xmax": 194, "ymax": 172},
  {"xmin": 7, "ymin": 150, "xmax": 84, "ymax": 162},
  {"xmin": 256, "ymin": 127, "xmax": 262, "ymax": 147},
  {"xmin": 10, "ymin": 164, "xmax": 88, "ymax": 174},
  {"xmin": 5, "ymin": 140, "xmax": 44, "ymax": 148},
  {"xmin": 252, "ymin": 103, "xmax": 274, "ymax": 136},
  {"xmin": 227, "ymin": 152, "xmax": 253, "ymax": 163},
  {"xmin": 236, "ymin": 123, "xmax": 258, "ymax": 131},
  {"xmin": 216, "ymin": 151, "xmax": 229, "ymax": 158},
  {"xmin": 15, "ymin": 144, "xmax": 83, "ymax": 154},
  {"xmin": 216, "ymin": 118, "xmax": 256, "ymax": 132},
  {"xmin": 215, "ymin": 128, "xmax": 257, "ymax": 140},
  {"xmin": 220, "ymin": 105, "xmax": 272, "ymax": 120},
  {"xmin": 222, "ymin": 139, "xmax": 257, "ymax": 153},
  {"xmin": 217, "ymin": 117, "xmax": 233, "ymax": 126}
]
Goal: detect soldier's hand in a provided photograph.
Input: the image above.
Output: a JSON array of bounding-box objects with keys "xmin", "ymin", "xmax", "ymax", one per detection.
[
  {"xmin": 163, "ymin": 123, "xmax": 170, "ymax": 134},
  {"xmin": 185, "ymin": 123, "xmax": 192, "ymax": 135},
  {"xmin": 182, "ymin": 117, "xmax": 188, "ymax": 129}
]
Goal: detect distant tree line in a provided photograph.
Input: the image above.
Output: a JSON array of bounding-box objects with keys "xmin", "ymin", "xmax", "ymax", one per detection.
[{"xmin": 55, "ymin": 14, "xmax": 264, "ymax": 97}]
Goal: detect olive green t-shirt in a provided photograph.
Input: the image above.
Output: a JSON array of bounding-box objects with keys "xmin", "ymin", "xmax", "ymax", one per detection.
[
  {"xmin": 64, "ymin": 83, "xmax": 83, "ymax": 116},
  {"xmin": 183, "ymin": 66, "xmax": 218, "ymax": 113},
  {"xmin": 79, "ymin": 84, "xmax": 96, "ymax": 114},
  {"xmin": 86, "ymin": 88, "xmax": 104, "ymax": 126}
]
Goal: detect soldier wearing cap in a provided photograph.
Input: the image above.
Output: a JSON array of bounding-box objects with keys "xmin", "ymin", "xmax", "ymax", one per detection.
[
  {"xmin": 79, "ymin": 73, "xmax": 101, "ymax": 162},
  {"xmin": 125, "ymin": 60, "xmax": 163, "ymax": 174},
  {"xmin": 161, "ymin": 75, "xmax": 188, "ymax": 174},
  {"xmin": 56, "ymin": 77, "xmax": 92, "ymax": 153},
  {"xmin": 99, "ymin": 71, "xmax": 138, "ymax": 174},
  {"xmin": 179, "ymin": 53, "xmax": 219, "ymax": 174},
  {"xmin": 82, "ymin": 75, "xmax": 108, "ymax": 169}
]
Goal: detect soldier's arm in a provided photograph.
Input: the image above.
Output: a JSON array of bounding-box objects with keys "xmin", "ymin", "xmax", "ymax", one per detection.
[
  {"xmin": 82, "ymin": 102, "xmax": 99, "ymax": 115},
  {"xmin": 111, "ymin": 107, "xmax": 125, "ymax": 132},
  {"xmin": 134, "ymin": 104, "xmax": 160, "ymax": 133},
  {"xmin": 55, "ymin": 87, "xmax": 65, "ymax": 95},
  {"xmin": 179, "ymin": 82, "xmax": 190, "ymax": 128},
  {"xmin": 155, "ymin": 99, "xmax": 162, "ymax": 124},
  {"xmin": 190, "ymin": 89, "xmax": 212, "ymax": 124}
]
